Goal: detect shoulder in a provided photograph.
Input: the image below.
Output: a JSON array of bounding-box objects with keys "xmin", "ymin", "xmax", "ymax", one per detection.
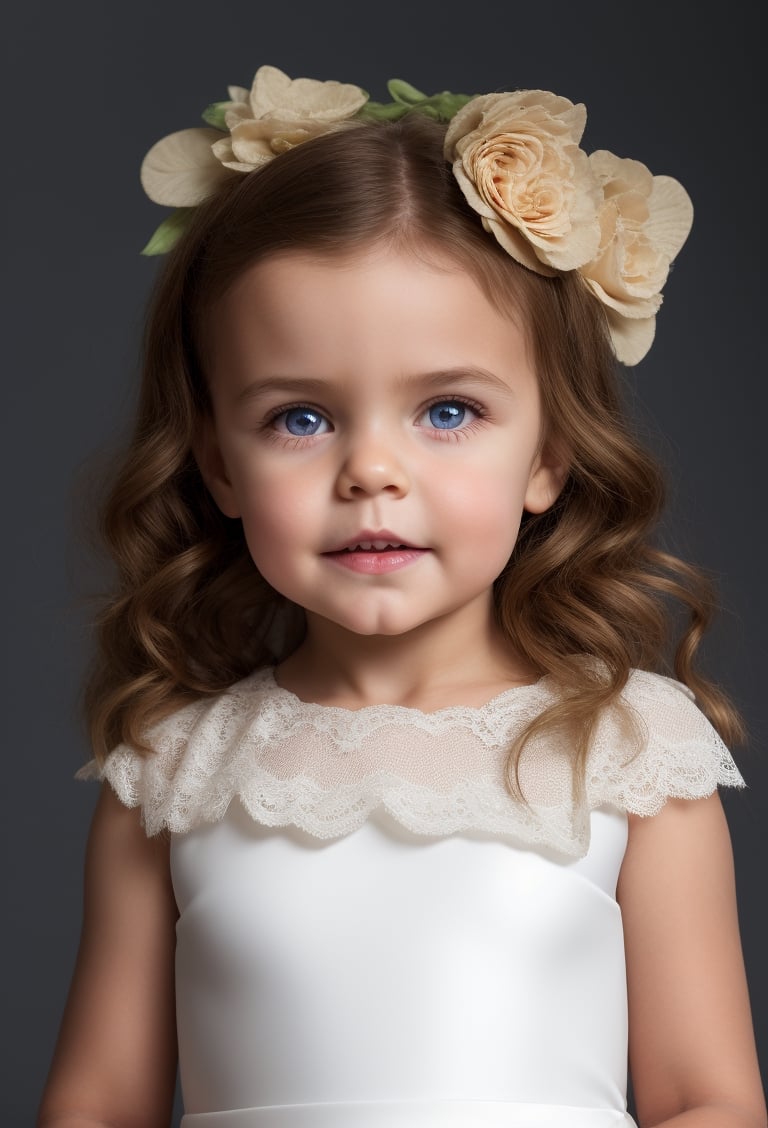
[
  {"xmin": 76, "ymin": 666, "xmax": 278, "ymax": 835},
  {"xmin": 586, "ymin": 668, "xmax": 745, "ymax": 817}
]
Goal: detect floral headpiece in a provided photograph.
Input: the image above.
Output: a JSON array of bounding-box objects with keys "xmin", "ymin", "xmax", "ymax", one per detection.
[{"xmin": 140, "ymin": 65, "xmax": 693, "ymax": 365}]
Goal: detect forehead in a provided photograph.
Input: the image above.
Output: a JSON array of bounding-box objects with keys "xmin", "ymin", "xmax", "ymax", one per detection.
[{"xmin": 206, "ymin": 245, "xmax": 534, "ymax": 382}]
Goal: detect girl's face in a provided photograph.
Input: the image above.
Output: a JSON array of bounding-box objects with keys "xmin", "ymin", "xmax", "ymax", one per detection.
[{"xmin": 198, "ymin": 246, "xmax": 566, "ymax": 642}]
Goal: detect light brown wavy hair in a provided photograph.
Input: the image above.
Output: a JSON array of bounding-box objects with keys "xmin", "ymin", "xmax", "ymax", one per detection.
[{"xmin": 85, "ymin": 114, "xmax": 745, "ymax": 797}]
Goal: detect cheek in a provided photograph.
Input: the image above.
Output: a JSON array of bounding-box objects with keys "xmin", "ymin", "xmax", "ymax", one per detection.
[
  {"xmin": 439, "ymin": 486, "xmax": 522, "ymax": 576},
  {"xmin": 238, "ymin": 506, "xmax": 303, "ymax": 597},
  {"xmin": 444, "ymin": 454, "xmax": 533, "ymax": 524},
  {"xmin": 235, "ymin": 468, "xmax": 323, "ymax": 566}
]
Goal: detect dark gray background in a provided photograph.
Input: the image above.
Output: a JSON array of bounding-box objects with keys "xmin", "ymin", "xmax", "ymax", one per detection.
[{"xmin": 4, "ymin": 1, "xmax": 766, "ymax": 1123}]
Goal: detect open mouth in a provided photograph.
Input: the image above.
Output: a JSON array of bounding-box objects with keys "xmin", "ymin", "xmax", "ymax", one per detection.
[
  {"xmin": 338, "ymin": 540, "xmax": 412, "ymax": 553},
  {"xmin": 323, "ymin": 539, "xmax": 428, "ymax": 573}
]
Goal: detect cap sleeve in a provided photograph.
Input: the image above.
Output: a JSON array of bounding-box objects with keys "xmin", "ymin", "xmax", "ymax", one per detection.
[
  {"xmin": 73, "ymin": 676, "xmax": 267, "ymax": 835},
  {"xmin": 587, "ymin": 670, "xmax": 746, "ymax": 815}
]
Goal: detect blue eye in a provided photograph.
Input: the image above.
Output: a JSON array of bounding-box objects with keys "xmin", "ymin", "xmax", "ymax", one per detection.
[
  {"xmin": 427, "ymin": 401, "xmax": 469, "ymax": 430},
  {"xmin": 279, "ymin": 407, "xmax": 327, "ymax": 436}
]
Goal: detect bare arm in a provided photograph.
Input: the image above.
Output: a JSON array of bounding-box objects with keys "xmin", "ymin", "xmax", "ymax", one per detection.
[
  {"xmin": 618, "ymin": 793, "xmax": 766, "ymax": 1128},
  {"xmin": 37, "ymin": 783, "xmax": 179, "ymax": 1128}
]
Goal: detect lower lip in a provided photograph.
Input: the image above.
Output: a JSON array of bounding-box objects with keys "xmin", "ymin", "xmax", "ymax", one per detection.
[{"xmin": 323, "ymin": 549, "xmax": 429, "ymax": 574}]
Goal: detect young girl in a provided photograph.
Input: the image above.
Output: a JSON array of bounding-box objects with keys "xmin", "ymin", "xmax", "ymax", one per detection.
[{"xmin": 38, "ymin": 66, "xmax": 766, "ymax": 1128}]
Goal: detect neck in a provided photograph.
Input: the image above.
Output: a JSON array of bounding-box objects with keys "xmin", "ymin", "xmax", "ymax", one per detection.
[{"xmin": 276, "ymin": 600, "xmax": 537, "ymax": 711}]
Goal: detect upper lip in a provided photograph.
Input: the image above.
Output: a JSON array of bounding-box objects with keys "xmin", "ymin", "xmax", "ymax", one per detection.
[{"xmin": 324, "ymin": 529, "xmax": 425, "ymax": 552}]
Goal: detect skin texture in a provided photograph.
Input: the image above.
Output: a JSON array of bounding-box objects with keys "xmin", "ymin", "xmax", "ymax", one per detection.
[
  {"xmin": 39, "ymin": 246, "xmax": 767, "ymax": 1126},
  {"xmin": 37, "ymin": 786, "xmax": 178, "ymax": 1128},
  {"xmin": 197, "ymin": 246, "xmax": 568, "ymax": 709},
  {"xmin": 618, "ymin": 796, "xmax": 766, "ymax": 1127}
]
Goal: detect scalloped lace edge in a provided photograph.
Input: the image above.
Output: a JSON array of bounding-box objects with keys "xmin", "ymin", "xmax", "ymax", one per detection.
[{"xmin": 76, "ymin": 756, "xmax": 744, "ymax": 857}]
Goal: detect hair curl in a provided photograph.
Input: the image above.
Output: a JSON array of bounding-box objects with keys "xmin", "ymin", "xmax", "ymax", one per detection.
[{"xmin": 84, "ymin": 114, "xmax": 745, "ymax": 798}]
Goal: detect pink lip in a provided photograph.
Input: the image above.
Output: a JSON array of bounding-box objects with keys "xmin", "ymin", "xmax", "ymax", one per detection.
[
  {"xmin": 324, "ymin": 548, "xmax": 428, "ymax": 574},
  {"xmin": 322, "ymin": 529, "xmax": 428, "ymax": 574}
]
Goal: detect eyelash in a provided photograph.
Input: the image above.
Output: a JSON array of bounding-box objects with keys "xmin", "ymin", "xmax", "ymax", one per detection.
[
  {"xmin": 420, "ymin": 396, "xmax": 486, "ymax": 441},
  {"xmin": 262, "ymin": 396, "xmax": 488, "ymax": 444},
  {"xmin": 260, "ymin": 403, "xmax": 327, "ymax": 449}
]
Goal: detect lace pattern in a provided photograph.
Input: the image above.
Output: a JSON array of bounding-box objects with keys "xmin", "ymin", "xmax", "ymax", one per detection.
[{"xmin": 76, "ymin": 667, "xmax": 745, "ymax": 857}]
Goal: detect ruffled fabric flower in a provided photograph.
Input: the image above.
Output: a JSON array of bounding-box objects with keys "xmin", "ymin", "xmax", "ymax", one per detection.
[
  {"xmin": 225, "ymin": 64, "xmax": 369, "ymax": 127},
  {"xmin": 579, "ymin": 151, "xmax": 694, "ymax": 365},
  {"xmin": 444, "ymin": 91, "xmax": 603, "ymax": 274},
  {"xmin": 212, "ymin": 65, "xmax": 368, "ymax": 171},
  {"xmin": 140, "ymin": 65, "xmax": 368, "ymax": 207},
  {"xmin": 444, "ymin": 94, "xmax": 693, "ymax": 365}
]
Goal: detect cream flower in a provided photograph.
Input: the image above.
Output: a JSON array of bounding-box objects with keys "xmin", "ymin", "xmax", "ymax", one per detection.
[
  {"xmin": 211, "ymin": 115, "xmax": 358, "ymax": 171},
  {"xmin": 444, "ymin": 90, "xmax": 603, "ymax": 273},
  {"xmin": 215, "ymin": 65, "xmax": 369, "ymax": 170},
  {"xmin": 225, "ymin": 64, "xmax": 368, "ymax": 126},
  {"xmin": 580, "ymin": 151, "xmax": 693, "ymax": 364},
  {"xmin": 140, "ymin": 66, "xmax": 368, "ymax": 207},
  {"xmin": 140, "ymin": 127, "xmax": 237, "ymax": 207}
]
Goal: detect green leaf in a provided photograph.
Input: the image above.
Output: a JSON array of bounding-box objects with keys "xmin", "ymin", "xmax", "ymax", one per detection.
[
  {"xmin": 354, "ymin": 87, "xmax": 477, "ymax": 125},
  {"xmin": 140, "ymin": 207, "xmax": 194, "ymax": 256},
  {"xmin": 434, "ymin": 92, "xmax": 475, "ymax": 119},
  {"xmin": 412, "ymin": 92, "xmax": 476, "ymax": 122},
  {"xmin": 201, "ymin": 101, "xmax": 231, "ymax": 130},
  {"xmin": 387, "ymin": 79, "xmax": 427, "ymax": 105},
  {"xmin": 356, "ymin": 87, "xmax": 475, "ymax": 125},
  {"xmin": 355, "ymin": 101, "xmax": 410, "ymax": 121}
]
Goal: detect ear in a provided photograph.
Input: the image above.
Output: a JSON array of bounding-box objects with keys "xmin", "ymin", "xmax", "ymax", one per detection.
[
  {"xmin": 193, "ymin": 416, "xmax": 242, "ymax": 519},
  {"xmin": 523, "ymin": 436, "xmax": 571, "ymax": 515}
]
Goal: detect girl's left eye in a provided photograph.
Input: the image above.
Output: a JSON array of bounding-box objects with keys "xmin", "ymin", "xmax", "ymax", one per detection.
[
  {"xmin": 271, "ymin": 406, "xmax": 330, "ymax": 437},
  {"xmin": 420, "ymin": 399, "xmax": 479, "ymax": 431}
]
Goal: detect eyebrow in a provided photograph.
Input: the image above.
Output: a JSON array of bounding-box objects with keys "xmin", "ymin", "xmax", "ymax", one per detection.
[{"xmin": 235, "ymin": 367, "xmax": 517, "ymax": 403}]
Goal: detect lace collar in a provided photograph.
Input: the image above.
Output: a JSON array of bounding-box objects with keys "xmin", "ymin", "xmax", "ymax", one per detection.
[{"xmin": 77, "ymin": 665, "xmax": 744, "ymax": 857}]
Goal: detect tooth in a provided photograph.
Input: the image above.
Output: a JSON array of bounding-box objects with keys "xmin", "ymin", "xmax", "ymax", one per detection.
[{"xmin": 339, "ymin": 540, "xmax": 409, "ymax": 551}]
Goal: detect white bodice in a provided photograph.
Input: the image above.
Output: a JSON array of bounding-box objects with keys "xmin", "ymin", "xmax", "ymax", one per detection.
[
  {"xmin": 77, "ymin": 666, "xmax": 744, "ymax": 1126},
  {"xmin": 173, "ymin": 802, "xmax": 633, "ymax": 1126}
]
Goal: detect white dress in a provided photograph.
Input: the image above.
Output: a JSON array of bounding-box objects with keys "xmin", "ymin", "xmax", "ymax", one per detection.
[{"xmin": 77, "ymin": 667, "xmax": 745, "ymax": 1127}]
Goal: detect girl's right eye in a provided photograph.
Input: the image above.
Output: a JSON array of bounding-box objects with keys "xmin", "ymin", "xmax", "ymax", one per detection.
[{"xmin": 270, "ymin": 406, "xmax": 330, "ymax": 437}]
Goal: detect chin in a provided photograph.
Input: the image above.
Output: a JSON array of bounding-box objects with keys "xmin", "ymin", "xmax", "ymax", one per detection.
[
  {"xmin": 340, "ymin": 621, "xmax": 411, "ymax": 638},
  {"xmin": 325, "ymin": 610, "xmax": 429, "ymax": 638}
]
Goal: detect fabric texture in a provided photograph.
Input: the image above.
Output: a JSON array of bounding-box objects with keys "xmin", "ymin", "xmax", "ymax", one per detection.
[
  {"xmin": 169, "ymin": 803, "xmax": 634, "ymax": 1121},
  {"xmin": 75, "ymin": 666, "xmax": 746, "ymax": 1125},
  {"xmin": 77, "ymin": 666, "xmax": 744, "ymax": 858}
]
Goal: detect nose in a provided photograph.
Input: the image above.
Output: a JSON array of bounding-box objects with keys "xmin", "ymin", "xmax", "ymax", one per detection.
[{"xmin": 334, "ymin": 430, "xmax": 410, "ymax": 500}]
